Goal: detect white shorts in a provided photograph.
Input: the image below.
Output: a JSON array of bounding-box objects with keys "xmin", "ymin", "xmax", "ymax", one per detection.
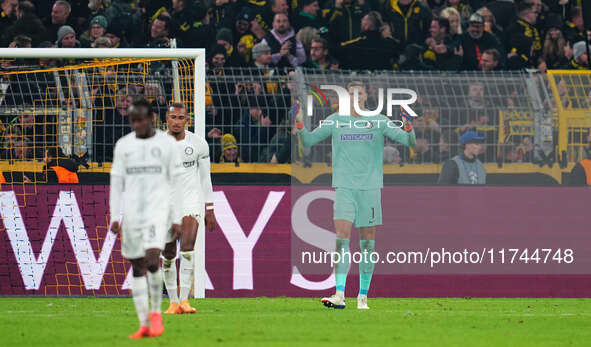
[
  {"xmin": 121, "ymin": 222, "xmax": 167, "ymax": 259},
  {"xmin": 165, "ymin": 206, "xmax": 202, "ymax": 244}
]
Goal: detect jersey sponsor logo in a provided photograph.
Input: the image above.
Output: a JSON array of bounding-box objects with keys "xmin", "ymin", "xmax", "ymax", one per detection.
[
  {"xmin": 185, "ymin": 146, "xmax": 194, "ymax": 155},
  {"xmin": 183, "ymin": 160, "xmax": 196, "ymax": 168},
  {"xmin": 340, "ymin": 133, "xmax": 374, "ymax": 141},
  {"xmin": 125, "ymin": 166, "xmax": 163, "ymax": 175},
  {"xmin": 151, "ymin": 147, "xmax": 162, "ymax": 158}
]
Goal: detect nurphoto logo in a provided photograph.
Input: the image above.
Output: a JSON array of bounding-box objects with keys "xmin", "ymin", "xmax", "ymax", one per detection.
[{"xmin": 305, "ymin": 84, "xmax": 419, "ymax": 119}]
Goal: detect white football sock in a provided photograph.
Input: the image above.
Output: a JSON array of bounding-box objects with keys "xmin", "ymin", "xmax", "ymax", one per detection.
[
  {"xmin": 132, "ymin": 276, "xmax": 149, "ymax": 326},
  {"xmin": 147, "ymin": 269, "xmax": 163, "ymax": 313},
  {"xmin": 179, "ymin": 251, "xmax": 194, "ymax": 301},
  {"xmin": 162, "ymin": 257, "xmax": 179, "ymax": 303}
]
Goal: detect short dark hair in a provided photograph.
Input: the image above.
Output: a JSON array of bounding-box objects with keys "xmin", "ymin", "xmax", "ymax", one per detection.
[
  {"xmin": 311, "ymin": 37, "xmax": 328, "ymax": 49},
  {"xmin": 436, "ymin": 17, "xmax": 450, "ymax": 33},
  {"xmin": 154, "ymin": 14, "xmax": 171, "ymax": 31},
  {"xmin": 131, "ymin": 97, "xmax": 154, "ymax": 117},
  {"xmin": 13, "ymin": 34, "xmax": 32, "ymax": 47},
  {"xmin": 346, "ymin": 80, "xmax": 365, "ymax": 90},
  {"xmin": 517, "ymin": 1, "xmax": 533, "ymax": 15},
  {"xmin": 18, "ymin": 1, "xmax": 36, "ymax": 15},
  {"xmin": 483, "ymin": 48, "xmax": 500, "ymax": 62},
  {"xmin": 169, "ymin": 102, "xmax": 186, "ymax": 111}
]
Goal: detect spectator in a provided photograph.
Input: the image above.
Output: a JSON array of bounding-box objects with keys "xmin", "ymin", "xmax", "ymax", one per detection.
[
  {"xmin": 422, "ymin": 17, "xmax": 461, "ymax": 71},
  {"xmin": 564, "ymin": 6, "xmax": 586, "ymax": 45},
  {"xmin": 88, "ymin": 0, "xmax": 108, "ymax": 18},
  {"xmin": 568, "ymin": 143, "xmax": 591, "ymax": 186},
  {"xmin": 216, "ymin": 27, "xmax": 243, "ymax": 67},
  {"xmin": 383, "ymin": 146, "xmax": 401, "ymax": 164},
  {"xmin": 542, "ymin": 14, "xmax": 569, "ymax": 70},
  {"xmin": 480, "ymin": 48, "xmax": 501, "ymax": 71},
  {"xmin": 92, "ymin": 35, "xmax": 112, "ymax": 48},
  {"xmin": 261, "ymin": 13, "xmax": 306, "ymax": 68},
  {"xmin": 104, "ymin": 30, "xmax": 126, "ymax": 48},
  {"xmin": 1, "ymin": 126, "xmax": 33, "ymax": 160},
  {"xmin": 293, "ymin": 0, "xmax": 323, "ymax": 31},
  {"xmin": 516, "ymin": 135, "xmax": 533, "ymax": 163},
  {"xmin": 44, "ymin": 0, "xmax": 75, "ymax": 43},
  {"xmin": 505, "ymin": 1, "xmax": 542, "ymax": 70},
  {"xmin": 80, "ymin": 15, "xmax": 107, "ymax": 47},
  {"xmin": 147, "ymin": 14, "xmax": 171, "ymax": 48},
  {"xmin": 250, "ymin": 10, "xmax": 271, "ymax": 41},
  {"xmin": 174, "ymin": 2, "xmax": 214, "ymax": 49},
  {"xmin": 304, "ymin": 37, "xmax": 339, "ymax": 70},
  {"xmin": 0, "ymin": 0, "xmax": 18, "ymax": 34},
  {"xmin": 446, "ymin": 0, "xmax": 471, "ymax": 22},
  {"xmin": 210, "ymin": 0, "xmax": 236, "ymax": 30},
  {"xmin": 2, "ymin": 1, "xmax": 45, "ymax": 47},
  {"xmin": 144, "ymin": 81, "xmax": 168, "ymax": 123},
  {"xmin": 103, "ymin": 0, "xmax": 143, "ymax": 47},
  {"xmin": 219, "ymin": 133, "xmax": 241, "ymax": 164},
  {"xmin": 56, "ymin": 25, "xmax": 80, "ymax": 48},
  {"xmin": 233, "ymin": 7, "xmax": 254, "ymax": 44},
  {"xmin": 408, "ymin": 116, "xmax": 441, "ymax": 163},
  {"xmin": 476, "ymin": 7, "xmax": 503, "ymax": 37},
  {"xmin": 269, "ymin": 0, "xmax": 289, "ymax": 15},
  {"xmin": 295, "ymin": 26, "xmax": 318, "ymax": 53},
  {"xmin": 250, "ymin": 41, "xmax": 274, "ymax": 71},
  {"xmin": 229, "ymin": 9, "xmax": 258, "ymax": 66},
  {"xmin": 340, "ymin": 11, "xmax": 398, "ymax": 70},
  {"xmin": 440, "ymin": 6, "xmax": 462, "ymax": 41},
  {"xmin": 568, "ymin": 41, "xmax": 589, "ymax": 70},
  {"xmin": 437, "ymin": 131, "xmax": 487, "ymax": 185},
  {"xmin": 41, "ymin": 147, "xmax": 79, "ymax": 183},
  {"xmin": 92, "ymin": 89, "xmax": 132, "ymax": 162},
  {"xmin": 209, "ymin": 44, "xmax": 228, "ymax": 72},
  {"xmin": 460, "ymin": 13, "xmax": 504, "ymax": 71},
  {"xmin": 326, "ymin": 0, "xmax": 366, "ymax": 49},
  {"xmin": 486, "ymin": 0, "xmax": 516, "ymax": 32},
  {"xmin": 382, "ymin": 0, "xmax": 432, "ymax": 49},
  {"xmin": 399, "ymin": 43, "xmax": 434, "ymax": 70},
  {"xmin": 234, "ymin": 107, "xmax": 272, "ymax": 162},
  {"xmin": 170, "ymin": 0, "xmax": 191, "ymax": 35},
  {"xmin": 9, "ymin": 34, "xmax": 31, "ymax": 48},
  {"xmin": 38, "ymin": 41, "xmax": 57, "ymax": 66}
]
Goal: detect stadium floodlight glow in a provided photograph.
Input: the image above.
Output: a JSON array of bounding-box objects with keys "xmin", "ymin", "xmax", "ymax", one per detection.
[{"xmin": 0, "ymin": 47, "xmax": 207, "ymax": 299}]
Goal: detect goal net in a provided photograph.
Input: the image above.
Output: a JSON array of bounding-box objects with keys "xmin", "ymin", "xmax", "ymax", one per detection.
[{"xmin": 0, "ymin": 48, "xmax": 206, "ymax": 297}]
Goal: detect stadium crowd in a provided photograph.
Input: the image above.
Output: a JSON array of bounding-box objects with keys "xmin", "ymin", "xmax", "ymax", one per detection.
[{"xmin": 0, "ymin": 0, "xmax": 589, "ymax": 168}]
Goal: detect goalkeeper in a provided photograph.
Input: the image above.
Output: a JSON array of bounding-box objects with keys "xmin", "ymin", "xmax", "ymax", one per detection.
[{"xmin": 295, "ymin": 81, "xmax": 416, "ymax": 310}]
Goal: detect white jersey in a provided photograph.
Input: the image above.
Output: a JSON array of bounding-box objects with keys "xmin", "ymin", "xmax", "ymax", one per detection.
[
  {"xmin": 110, "ymin": 129, "xmax": 183, "ymax": 228},
  {"xmin": 172, "ymin": 130, "xmax": 213, "ymax": 214}
]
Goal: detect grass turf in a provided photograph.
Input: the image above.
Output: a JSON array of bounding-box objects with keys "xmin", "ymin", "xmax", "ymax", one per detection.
[{"xmin": 1, "ymin": 297, "xmax": 590, "ymax": 346}]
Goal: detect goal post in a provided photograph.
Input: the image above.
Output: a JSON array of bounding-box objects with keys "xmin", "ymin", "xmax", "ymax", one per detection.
[{"xmin": 0, "ymin": 48, "xmax": 207, "ymax": 298}]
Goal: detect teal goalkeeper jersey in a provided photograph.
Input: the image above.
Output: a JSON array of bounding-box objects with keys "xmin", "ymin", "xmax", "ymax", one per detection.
[{"xmin": 300, "ymin": 113, "xmax": 416, "ymax": 190}]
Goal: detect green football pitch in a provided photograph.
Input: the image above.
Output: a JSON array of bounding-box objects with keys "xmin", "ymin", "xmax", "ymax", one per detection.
[{"xmin": 1, "ymin": 297, "xmax": 591, "ymax": 346}]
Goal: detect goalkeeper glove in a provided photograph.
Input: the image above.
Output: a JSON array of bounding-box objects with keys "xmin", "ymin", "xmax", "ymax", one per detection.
[
  {"xmin": 401, "ymin": 113, "xmax": 413, "ymax": 132},
  {"xmin": 292, "ymin": 101, "xmax": 305, "ymax": 130}
]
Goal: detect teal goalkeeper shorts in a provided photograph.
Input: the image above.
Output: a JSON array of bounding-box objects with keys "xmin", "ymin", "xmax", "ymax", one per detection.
[{"xmin": 333, "ymin": 188, "xmax": 382, "ymax": 228}]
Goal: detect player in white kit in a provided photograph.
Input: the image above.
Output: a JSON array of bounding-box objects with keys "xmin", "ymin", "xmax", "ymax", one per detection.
[
  {"xmin": 161, "ymin": 103, "xmax": 216, "ymax": 314},
  {"xmin": 109, "ymin": 98, "xmax": 184, "ymax": 339}
]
